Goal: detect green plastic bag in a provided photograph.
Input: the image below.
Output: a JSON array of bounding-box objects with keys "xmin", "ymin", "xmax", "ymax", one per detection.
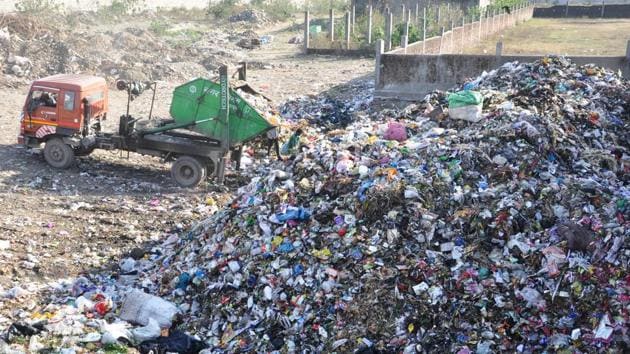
[
  {"xmin": 447, "ymin": 90, "xmax": 484, "ymax": 122},
  {"xmin": 447, "ymin": 90, "xmax": 483, "ymax": 109}
]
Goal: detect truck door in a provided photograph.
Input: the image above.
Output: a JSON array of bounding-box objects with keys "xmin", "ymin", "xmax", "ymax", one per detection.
[
  {"xmin": 59, "ymin": 90, "xmax": 79, "ymax": 129},
  {"xmin": 26, "ymin": 87, "xmax": 60, "ymax": 127}
]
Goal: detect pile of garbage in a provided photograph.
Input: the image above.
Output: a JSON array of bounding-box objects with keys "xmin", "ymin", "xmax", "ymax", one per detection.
[
  {"xmin": 2, "ymin": 57, "xmax": 629, "ymax": 353},
  {"xmin": 279, "ymin": 88, "xmax": 373, "ymax": 129},
  {"xmin": 228, "ymin": 9, "xmax": 269, "ymax": 24}
]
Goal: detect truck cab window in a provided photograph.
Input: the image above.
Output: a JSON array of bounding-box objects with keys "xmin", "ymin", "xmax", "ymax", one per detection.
[
  {"xmin": 31, "ymin": 90, "xmax": 58, "ymax": 108},
  {"xmin": 64, "ymin": 92, "xmax": 75, "ymax": 111}
]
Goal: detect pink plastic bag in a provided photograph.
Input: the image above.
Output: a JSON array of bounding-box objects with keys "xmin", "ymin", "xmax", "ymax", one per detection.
[{"xmin": 384, "ymin": 122, "xmax": 407, "ymax": 142}]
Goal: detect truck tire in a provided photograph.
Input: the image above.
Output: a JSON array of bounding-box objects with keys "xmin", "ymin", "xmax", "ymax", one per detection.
[
  {"xmin": 171, "ymin": 156, "xmax": 206, "ymax": 187},
  {"xmin": 44, "ymin": 138, "xmax": 75, "ymax": 169}
]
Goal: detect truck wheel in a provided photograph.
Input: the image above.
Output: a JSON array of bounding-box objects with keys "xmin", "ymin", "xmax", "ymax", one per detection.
[
  {"xmin": 171, "ymin": 156, "xmax": 206, "ymax": 187},
  {"xmin": 44, "ymin": 138, "xmax": 75, "ymax": 169}
]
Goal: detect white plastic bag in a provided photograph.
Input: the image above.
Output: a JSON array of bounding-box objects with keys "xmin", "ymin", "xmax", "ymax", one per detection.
[{"xmin": 119, "ymin": 289, "xmax": 179, "ymax": 328}]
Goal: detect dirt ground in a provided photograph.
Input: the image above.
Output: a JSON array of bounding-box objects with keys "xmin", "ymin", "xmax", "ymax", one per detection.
[
  {"xmin": 0, "ymin": 12, "xmax": 372, "ymax": 324},
  {"xmin": 463, "ymin": 18, "xmax": 630, "ymax": 56}
]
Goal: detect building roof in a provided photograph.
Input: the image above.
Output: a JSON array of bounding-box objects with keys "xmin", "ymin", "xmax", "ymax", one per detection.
[{"xmin": 31, "ymin": 74, "xmax": 106, "ymax": 92}]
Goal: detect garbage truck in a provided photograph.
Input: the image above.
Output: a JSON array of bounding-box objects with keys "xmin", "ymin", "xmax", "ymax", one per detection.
[{"xmin": 17, "ymin": 65, "xmax": 273, "ymax": 187}]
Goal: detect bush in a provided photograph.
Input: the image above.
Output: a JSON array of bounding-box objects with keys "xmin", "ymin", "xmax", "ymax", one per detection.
[
  {"xmin": 149, "ymin": 20, "xmax": 170, "ymax": 36},
  {"xmin": 208, "ymin": 0, "xmax": 240, "ymax": 19},
  {"xmin": 262, "ymin": 0, "xmax": 299, "ymax": 21},
  {"xmin": 14, "ymin": 0, "xmax": 61, "ymax": 13},
  {"xmin": 308, "ymin": 0, "xmax": 348, "ymax": 15},
  {"xmin": 391, "ymin": 23, "xmax": 420, "ymax": 47},
  {"xmin": 99, "ymin": 0, "xmax": 146, "ymax": 17}
]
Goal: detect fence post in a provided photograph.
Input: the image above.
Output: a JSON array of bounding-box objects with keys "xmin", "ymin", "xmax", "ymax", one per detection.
[
  {"xmin": 437, "ymin": 6, "xmax": 441, "ymax": 29},
  {"xmin": 401, "ymin": 4, "xmax": 406, "ymax": 22},
  {"xmin": 351, "ymin": 5, "xmax": 356, "ymax": 34},
  {"xmin": 478, "ymin": 12, "xmax": 482, "ymax": 41},
  {"xmin": 510, "ymin": 6, "xmax": 516, "ymax": 26},
  {"xmin": 402, "ymin": 35, "xmax": 408, "ymax": 53},
  {"xmin": 450, "ymin": 20, "xmax": 454, "ymax": 53},
  {"xmin": 461, "ymin": 17, "xmax": 465, "ymax": 54},
  {"xmin": 565, "ymin": 0, "xmax": 570, "ymax": 18},
  {"xmin": 439, "ymin": 26, "xmax": 444, "ymax": 54},
  {"xmin": 345, "ymin": 11, "xmax": 351, "ymax": 50},
  {"xmin": 415, "ymin": 2, "xmax": 419, "ymax": 23},
  {"xmin": 386, "ymin": 12, "xmax": 393, "ymax": 51},
  {"xmin": 405, "ymin": 12, "xmax": 410, "ymax": 38},
  {"xmin": 367, "ymin": 5, "xmax": 373, "ymax": 44},
  {"xmin": 626, "ymin": 40, "xmax": 630, "ymax": 61},
  {"xmin": 601, "ymin": 0, "xmax": 605, "ymax": 18},
  {"xmin": 492, "ymin": 9, "xmax": 496, "ymax": 33},
  {"xmin": 329, "ymin": 9, "xmax": 335, "ymax": 42},
  {"xmin": 496, "ymin": 41, "xmax": 503, "ymax": 60},
  {"xmin": 304, "ymin": 11, "xmax": 310, "ymax": 53},
  {"xmin": 375, "ymin": 39, "xmax": 384, "ymax": 88},
  {"xmin": 422, "ymin": 7, "xmax": 427, "ymax": 54}
]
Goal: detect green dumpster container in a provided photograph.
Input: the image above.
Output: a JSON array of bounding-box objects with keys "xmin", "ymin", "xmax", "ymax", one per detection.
[{"xmin": 169, "ymin": 78, "xmax": 273, "ymax": 146}]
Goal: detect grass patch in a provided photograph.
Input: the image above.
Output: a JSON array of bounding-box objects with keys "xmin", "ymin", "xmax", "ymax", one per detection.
[
  {"xmin": 463, "ymin": 18, "xmax": 630, "ymax": 56},
  {"xmin": 14, "ymin": 0, "xmax": 62, "ymax": 13}
]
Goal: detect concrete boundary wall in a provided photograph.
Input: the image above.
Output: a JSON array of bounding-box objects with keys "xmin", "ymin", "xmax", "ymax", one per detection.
[{"xmin": 374, "ymin": 51, "xmax": 630, "ymax": 100}]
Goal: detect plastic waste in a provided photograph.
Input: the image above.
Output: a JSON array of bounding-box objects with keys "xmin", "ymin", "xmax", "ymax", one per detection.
[
  {"xmin": 447, "ymin": 90, "xmax": 483, "ymax": 122},
  {"xmin": 119, "ymin": 289, "xmax": 179, "ymax": 328},
  {"xmin": 139, "ymin": 330, "xmax": 207, "ymax": 354},
  {"xmin": 131, "ymin": 318, "xmax": 161, "ymax": 344},
  {"xmin": 383, "ymin": 122, "xmax": 407, "ymax": 141}
]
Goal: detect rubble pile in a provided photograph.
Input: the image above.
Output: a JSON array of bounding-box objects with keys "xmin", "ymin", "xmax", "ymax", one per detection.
[
  {"xmin": 1, "ymin": 57, "xmax": 629, "ymax": 353},
  {"xmin": 0, "ymin": 13, "xmax": 256, "ymax": 85}
]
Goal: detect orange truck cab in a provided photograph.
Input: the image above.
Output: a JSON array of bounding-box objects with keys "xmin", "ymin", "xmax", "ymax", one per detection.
[{"xmin": 18, "ymin": 74, "xmax": 108, "ymax": 151}]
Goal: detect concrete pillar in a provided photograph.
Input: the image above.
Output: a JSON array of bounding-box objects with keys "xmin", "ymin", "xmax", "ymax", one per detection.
[
  {"xmin": 402, "ymin": 35, "xmax": 408, "ymax": 53},
  {"xmin": 405, "ymin": 16, "xmax": 410, "ymax": 38},
  {"xmin": 375, "ymin": 39, "xmax": 384, "ymax": 87},
  {"xmin": 422, "ymin": 7, "xmax": 427, "ymax": 54},
  {"xmin": 345, "ymin": 11, "xmax": 351, "ymax": 50},
  {"xmin": 386, "ymin": 12, "xmax": 393, "ymax": 51},
  {"xmin": 415, "ymin": 2, "xmax": 419, "ymax": 23},
  {"xmin": 601, "ymin": 0, "xmax": 605, "ymax": 18},
  {"xmin": 437, "ymin": 6, "xmax": 441, "ymax": 29},
  {"xmin": 304, "ymin": 11, "xmax": 310, "ymax": 53},
  {"xmin": 367, "ymin": 5, "xmax": 373, "ymax": 44},
  {"xmin": 401, "ymin": 4, "xmax": 406, "ymax": 21},
  {"xmin": 450, "ymin": 20, "xmax": 454, "ymax": 53},
  {"xmin": 439, "ymin": 26, "xmax": 444, "ymax": 54},
  {"xmin": 496, "ymin": 41, "xmax": 503, "ymax": 59},
  {"xmin": 478, "ymin": 12, "xmax": 482, "ymax": 41},
  {"xmin": 351, "ymin": 5, "xmax": 356, "ymax": 34},
  {"xmin": 329, "ymin": 9, "xmax": 335, "ymax": 42},
  {"xmin": 565, "ymin": 0, "xmax": 570, "ymax": 18},
  {"xmin": 461, "ymin": 17, "xmax": 465, "ymax": 54},
  {"xmin": 626, "ymin": 40, "xmax": 630, "ymax": 61}
]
